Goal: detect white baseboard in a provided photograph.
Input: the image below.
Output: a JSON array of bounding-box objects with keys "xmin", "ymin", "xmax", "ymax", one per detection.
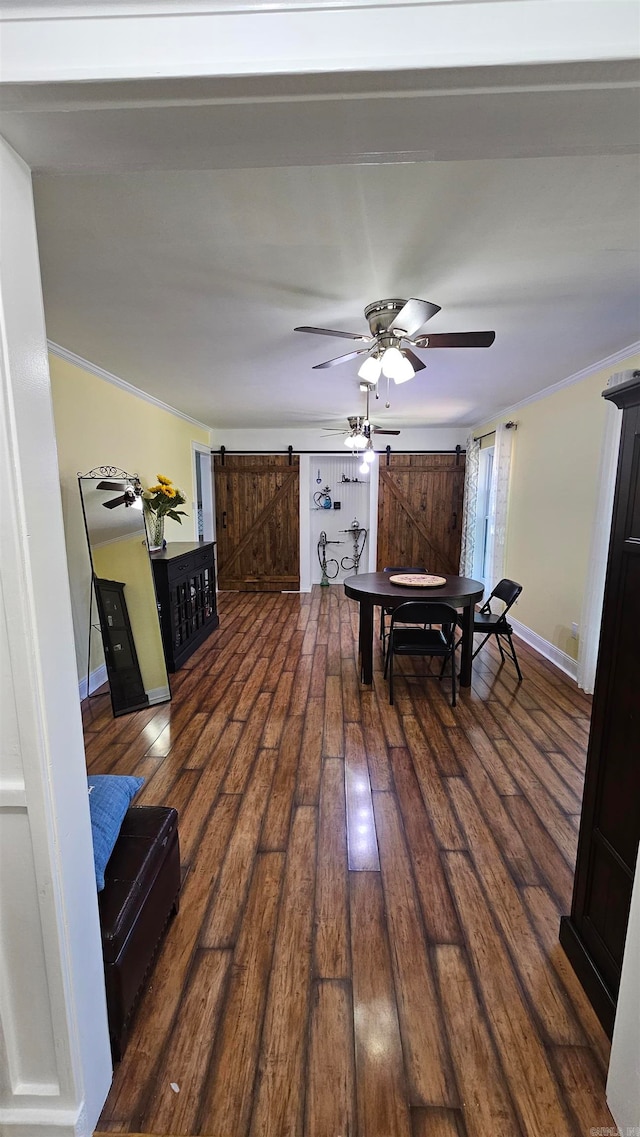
[
  {"xmin": 509, "ymin": 617, "xmax": 578, "ymax": 682},
  {"xmin": 0, "ymin": 1103, "xmax": 84, "ymax": 1136},
  {"xmin": 147, "ymin": 685, "xmax": 171, "ymax": 705},
  {"xmin": 78, "ymin": 672, "xmax": 171, "ymax": 705},
  {"xmin": 78, "ymin": 663, "xmax": 107, "ymax": 701}
]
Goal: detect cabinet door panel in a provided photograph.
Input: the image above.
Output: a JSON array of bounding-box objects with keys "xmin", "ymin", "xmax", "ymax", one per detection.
[
  {"xmin": 560, "ymin": 380, "xmax": 640, "ymax": 1038},
  {"xmin": 584, "ymin": 846, "xmax": 633, "ymax": 990},
  {"xmin": 598, "ymin": 556, "xmax": 640, "ymax": 867}
]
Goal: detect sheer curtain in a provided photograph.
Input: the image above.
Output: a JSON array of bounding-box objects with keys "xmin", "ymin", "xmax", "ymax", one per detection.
[
  {"xmin": 577, "ymin": 370, "xmax": 634, "ymax": 693},
  {"xmin": 459, "ymin": 435, "xmax": 480, "ymax": 577},
  {"xmin": 485, "ymin": 422, "xmax": 514, "ymax": 589}
]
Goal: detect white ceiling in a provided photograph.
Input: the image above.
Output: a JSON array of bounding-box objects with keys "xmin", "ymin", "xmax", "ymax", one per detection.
[{"xmin": 2, "ymin": 61, "xmax": 639, "ymax": 431}]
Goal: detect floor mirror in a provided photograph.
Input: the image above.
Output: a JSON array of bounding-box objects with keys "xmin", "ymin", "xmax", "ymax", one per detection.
[{"xmin": 78, "ymin": 466, "xmax": 171, "ymax": 717}]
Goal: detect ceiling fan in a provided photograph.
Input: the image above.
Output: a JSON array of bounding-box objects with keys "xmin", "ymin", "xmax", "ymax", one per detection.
[
  {"xmin": 295, "ymin": 297, "xmax": 495, "ymax": 384},
  {"xmin": 327, "ymin": 413, "xmax": 400, "ymax": 445},
  {"xmin": 97, "ymin": 479, "xmax": 141, "ymax": 509},
  {"xmin": 326, "ymin": 384, "xmax": 400, "ymax": 460}
]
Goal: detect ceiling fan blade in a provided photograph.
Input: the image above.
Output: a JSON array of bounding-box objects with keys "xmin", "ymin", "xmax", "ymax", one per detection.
[
  {"xmin": 312, "ymin": 348, "xmax": 372, "ymax": 369},
  {"xmin": 295, "ymin": 325, "xmax": 370, "ymax": 342},
  {"xmin": 388, "ymin": 298, "xmax": 441, "ymax": 337},
  {"xmin": 402, "ymin": 348, "xmax": 427, "ymax": 373},
  {"xmin": 372, "ymin": 428, "xmax": 401, "ymax": 436},
  {"xmin": 97, "ymin": 479, "xmax": 128, "ymax": 491},
  {"xmin": 412, "ymin": 331, "xmax": 496, "ymax": 349},
  {"xmin": 102, "ymin": 494, "xmax": 127, "ymax": 509}
]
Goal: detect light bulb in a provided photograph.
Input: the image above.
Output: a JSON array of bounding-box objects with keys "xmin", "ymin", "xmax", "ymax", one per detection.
[
  {"xmin": 359, "ymin": 459, "xmax": 368, "ymax": 475},
  {"xmin": 393, "ymin": 354, "xmax": 415, "ymax": 384},
  {"xmin": 358, "ymin": 354, "xmax": 382, "ymax": 383},
  {"xmin": 352, "ymin": 432, "xmax": 367, "ymax": 449},
  {"xmin": 363, "ymin": 446, "xmax": 376, "ymax": 464},
  {"xmin": 381, "ymin": 346, "xmax": 404, "ymax": 379},
  {"xmin": 344, "ymin": 435, "xmax": 355, "ymax": 447}
]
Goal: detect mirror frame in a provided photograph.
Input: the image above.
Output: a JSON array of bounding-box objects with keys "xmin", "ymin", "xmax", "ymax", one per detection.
[{"xmin": 78, "ymin": 465, "xmax": 171, "ymax": 718}]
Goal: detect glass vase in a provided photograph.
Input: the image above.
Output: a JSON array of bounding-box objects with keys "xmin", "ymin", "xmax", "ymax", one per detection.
[{"xmin": 145, "ymin": 508, "xmax": 165, "ymax": 550}]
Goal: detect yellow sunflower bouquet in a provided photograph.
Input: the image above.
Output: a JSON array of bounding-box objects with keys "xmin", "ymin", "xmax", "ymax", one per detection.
[{"xmin": 142, "ymin": 474, "xmax": 187, "ymax": 548}]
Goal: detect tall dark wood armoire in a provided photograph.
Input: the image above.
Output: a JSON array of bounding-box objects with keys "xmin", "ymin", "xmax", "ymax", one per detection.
[{"xmin": 560, "ymin": 371, "xmax": 640, "ymax": 1037}]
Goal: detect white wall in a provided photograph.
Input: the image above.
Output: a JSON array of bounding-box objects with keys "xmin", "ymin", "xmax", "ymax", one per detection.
[{"xmin": 0, "ymin": 136, "xmax": 111, "ymax": 1137}]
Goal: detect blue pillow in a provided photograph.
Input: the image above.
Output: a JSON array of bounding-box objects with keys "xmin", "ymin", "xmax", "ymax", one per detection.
[{"xmin": 88, "ymin": 775, "xmax": 144, "ymax": 890}]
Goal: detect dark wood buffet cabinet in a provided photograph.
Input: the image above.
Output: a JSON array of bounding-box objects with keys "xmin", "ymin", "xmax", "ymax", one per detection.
[
  {"xmin": 560, "ymin": 372, "xmax": 640, "ymax": 1037},
  {"xmin": 150, "ymin": 541, "xmax": 219, "ymax": 672}
]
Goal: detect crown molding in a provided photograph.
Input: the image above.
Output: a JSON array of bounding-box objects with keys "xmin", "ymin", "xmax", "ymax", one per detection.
[
  {"xmin": 48, "ymin": 342, "xmax": 212, "ymax": 432},
  {"xmin": 475, "ymin": 340, "xmax": 640, "ymax": 430},
  {"xmin": 0, "ymin": 0, "xmax": 510, "ymax": 19}
]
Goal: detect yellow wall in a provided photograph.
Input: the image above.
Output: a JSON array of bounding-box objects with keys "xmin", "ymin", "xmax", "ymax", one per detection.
[
  {"xmin": 475, "ymin": 352, "xmax": 640, "ymax": 660},
  {"xmin": 91, "ymin": 535, "xmax": 168, "ymax": 694},
  {"xmin": 50, "ymin": 353, "xmax": 210, "ymax": 683}
]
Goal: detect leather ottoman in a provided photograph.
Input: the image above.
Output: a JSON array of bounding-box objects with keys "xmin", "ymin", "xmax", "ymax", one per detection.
[{"xmin": 98, "ymin": 805, "xmax": 180, "ymax": 1061}]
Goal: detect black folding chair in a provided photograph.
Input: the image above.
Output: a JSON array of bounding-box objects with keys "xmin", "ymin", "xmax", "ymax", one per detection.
[
  {"xmin": 380, "ymin": 565, "xmax": 427, "ymax": 649},
  {"xmin": 459, "ymin": 577, "xmax": 523, "ymax": 681},
  {"xmin": 384, "ymin": 601, "xmax": 459, "ymax": 706}
]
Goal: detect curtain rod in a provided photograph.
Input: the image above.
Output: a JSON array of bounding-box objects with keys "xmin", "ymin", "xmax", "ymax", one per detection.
[{"xmin": 473, "ymin": 420, "xmax": 517, "ymax": 443}]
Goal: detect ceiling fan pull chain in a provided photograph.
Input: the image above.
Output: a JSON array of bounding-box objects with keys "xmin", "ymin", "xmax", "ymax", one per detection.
[{"xmin": 386, "ymin": 375, "xmax": 391, "ymax": 409}]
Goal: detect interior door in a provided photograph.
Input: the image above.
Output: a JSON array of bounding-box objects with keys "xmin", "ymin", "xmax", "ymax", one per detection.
[
  {"xmin": 213, "ymin": 454, "xmax": 300, "ymax": 590},
  {"xmin": 377, "ymin": 452, "xmax": 466, "ymax": 575}
]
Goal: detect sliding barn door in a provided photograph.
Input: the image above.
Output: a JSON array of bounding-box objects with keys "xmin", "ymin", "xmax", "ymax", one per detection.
[
  {"xmin": 213, "ymin": 455, "xmax": 300, "ymax": 590},
  {"xmin": 377, "ymin": 453, "xmax": 466, "ymax": 575}
]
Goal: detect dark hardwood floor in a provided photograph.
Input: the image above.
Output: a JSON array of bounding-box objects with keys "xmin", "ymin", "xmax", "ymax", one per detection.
[{"xmin": 86, "ymin": 587, "xmax": 614, "ymax": 1137}]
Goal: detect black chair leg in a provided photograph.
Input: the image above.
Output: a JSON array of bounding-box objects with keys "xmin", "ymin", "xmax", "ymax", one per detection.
[
  {"xmin": 388, "ymin": 648, "xmax": 394, "ymax": 705},
  {"xmin": 471, "ymin": 632, "xmax": 493, "ymax": 660},
  {"xmin": 507, "ymin": 634, "xmax": 523, "ymax": 681}
]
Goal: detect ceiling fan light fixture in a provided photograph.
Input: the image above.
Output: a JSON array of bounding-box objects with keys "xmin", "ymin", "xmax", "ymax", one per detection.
[
  {"xmin": 363, "ymin": 444, "xmax": 376, "ymax": 465},
  {"xmin": 393, "ymin": 354, "xmax": 416, "ymax": 384},
  {"xmin": 358, "ymin": 354, "xmax": 382, "ymax": 383},
  {"xmin": 381, "ymin": 346, "xmax": 404, "ymax": 379},
  {"xmin": 352, "ymin": 431, "xmax": 367, "ymax": 449}
]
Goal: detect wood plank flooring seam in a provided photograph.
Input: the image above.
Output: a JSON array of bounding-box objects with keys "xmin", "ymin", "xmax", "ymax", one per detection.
[
  {"xmin": 445, "ymin": 777, "xmax": 585, "ymax": 1050},
  {"xmin": 192, "ymin": 851, "xmax": 286, "ymax": 1137},
  {"xmin": 442, "ymin": 851, "xmax": 577, "ymax": 1137}
]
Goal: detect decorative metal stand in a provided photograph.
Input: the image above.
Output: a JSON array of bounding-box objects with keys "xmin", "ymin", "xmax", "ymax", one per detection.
[
  {"xmin": 313, "ymin": 485, "xmax": 333, "ymax": 510},
  {"xmin": 340, "ymin": 519, "xmax": 368, "ymax": 575},
  {"xmin": 317, "ymin": 531, "xmax": 341, "ymax": 586}
]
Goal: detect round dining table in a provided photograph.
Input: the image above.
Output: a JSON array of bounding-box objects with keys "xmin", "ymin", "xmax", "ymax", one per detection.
[{"xmin": 343, "ymin": 571, "xmax": 485, "ymax": 687}]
